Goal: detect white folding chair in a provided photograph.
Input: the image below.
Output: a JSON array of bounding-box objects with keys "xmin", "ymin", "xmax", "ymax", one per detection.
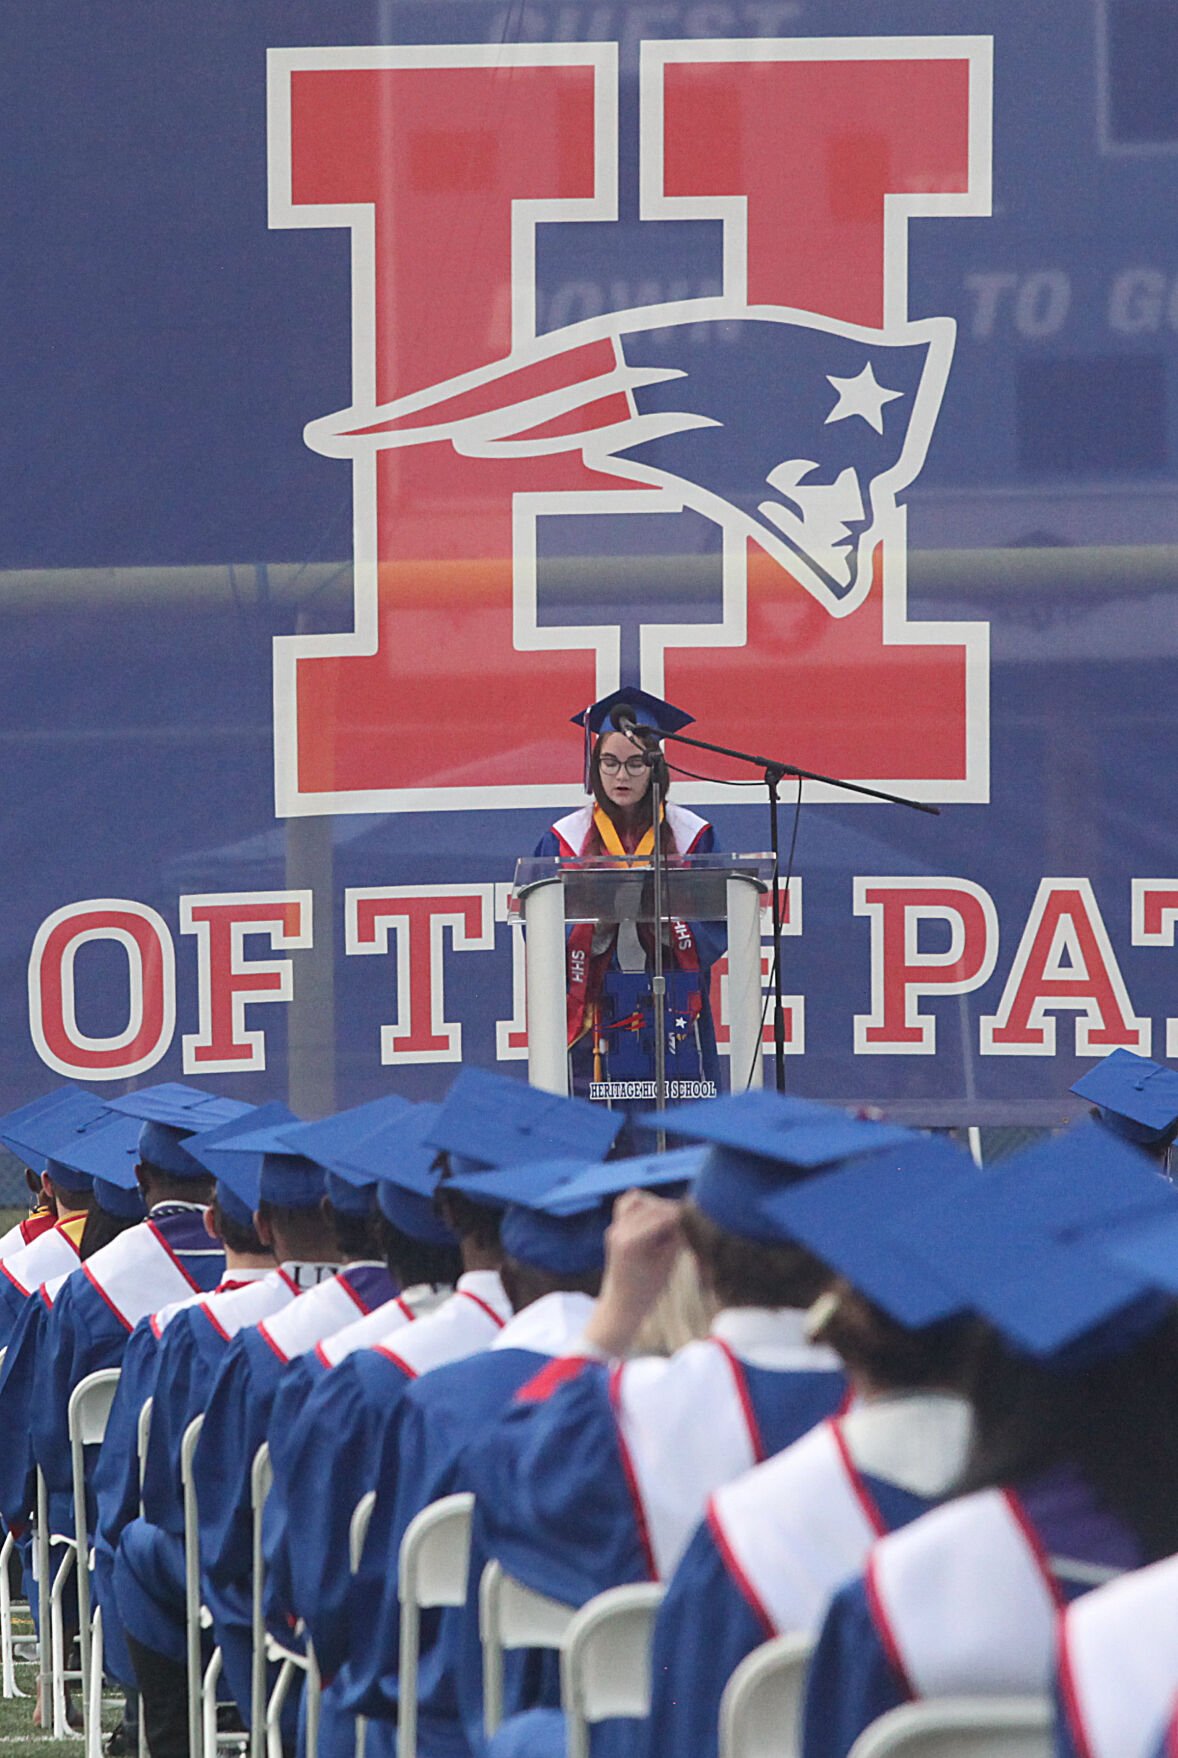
[
  {"xmin": 397, "ymin": 1494, "xmax": 474, "ymax": 1758},
  {"xmin": 0, "ymin": 1527, "xmax": 25, "ymax": 1699},
  {"xmin": 479, "ymin": 1559, "xmax": 575, "ymax": 1739},
  {"xmin": 560, "ymin": 1582, "xmax": 666, "ymax": 1758},
  {"xmin": 846, "ymin": 1696, "xmax": 1053, "ymax": 1758},
  {"xmin": 35, "ymin": 1466, "xmax": 53, "ymax": 1727},
  {"xmin": 718, "ymin": 1631, "xmax": 814, "ymax": 1758},
  {"xmin": 349, "ymin": 1492, "xmax": 376, "ymax": 1758},
  {"xmin": 135, "ymin": 1396, "xmax": 152, "ymax": 1758},
  {"xmin": 57, "ymin": 1367, "xmax": 121, "ymax": 1746},
  {"xmin": 182, "ymin": 1414, "xmax": 247, "ymax": 1758},
  {"xmin": 249, "ymin": 1443, "xmax": 273, "ymax": 1758}
]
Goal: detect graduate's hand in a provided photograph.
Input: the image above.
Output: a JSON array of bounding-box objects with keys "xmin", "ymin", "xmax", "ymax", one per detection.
[{"xmin": 582, "ymin": 1190, "xmax": 684, "ymax": 1357}]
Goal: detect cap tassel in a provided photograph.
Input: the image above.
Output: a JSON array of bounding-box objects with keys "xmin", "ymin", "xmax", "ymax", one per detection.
[{"xmin": 582, "ymin": 710, "xmax": 593, "ymax": 794}]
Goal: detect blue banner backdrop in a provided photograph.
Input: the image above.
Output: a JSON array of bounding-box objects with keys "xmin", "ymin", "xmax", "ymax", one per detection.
[{"xmin": 4, "ymin": 1, "xmax": 1177, "ymax": 1125}]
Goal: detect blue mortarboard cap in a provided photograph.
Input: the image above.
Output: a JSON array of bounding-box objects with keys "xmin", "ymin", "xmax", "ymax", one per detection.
[
  {"xmin": 753, "ymin": 1136, "xmax": 976, "ymax": 1328},
  {"xmin": 449, "ymin": 1158, "xmax": 608, "ymax": 1274},
  {"xmin": 426, "ymin": 1069, "xmax": 622, "ymax": 1175},
  {"xmin": 290, "ymin": 1102, "xmax": 455, "ymax": 1246},
  {"xmin": 650, "ymin": 1091, "xmax": 923, "ymax": 1243},
  {"xmin": 210, "ymin": 1116, "xmax": 323, "ymax": 1209},
  {"xmin": 277, "ymin": 1097, "xmax": 420, "ymax": 1220},
  {"xmin": 106, "ymin": 1083, "xmax": 253, "ymax": 1180},
  {"xmin": 571, "ymin": 689, "xmax": 695, "ymax": 739},
  {"xmin": 0, "ymin": 1087, "xmax": 111, "ymax": 1172},
  {"xmin": 895, "ymin": 1122, "xmax": 1177, "ymax": 1360},
  {"xmin": 51, "ymin": 1113, "xmax": 142, "ymax": 1190},
  {"xmin": 94, "ymin": 1177, "xmax": 148, "ymax": 1222},
  {"xmin": 537, "ymin": 1144, "xmax": 708, "ymax": 1212},
  {"xmin": 571, "ymin": 690, "xmax": 695, "ymax": 791},
  {"xmin": 188, "ymin": 1104, "xmax": 300, "ymax": 1217},
  {"xmin": 1070, "ymin": 1049, "xmax": 1178, "ymax": 1146}
]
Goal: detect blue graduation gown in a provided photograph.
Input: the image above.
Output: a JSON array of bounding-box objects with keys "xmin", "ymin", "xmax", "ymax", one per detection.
[
  {"xmin": 469, "ymin": 1351, "xmax": 846, "ymax": 1608},
  {"xmin": 338, "ymin": 1294, "xmax": 596, "ymax": 1758},
  {"xmin": 801, "ymin": 1465, "xmax": 1145, "ymax": 1758},
  {"xmin": 33, "ymin": 1208, "xmax": 223, "ymax": 1536},
  {"xmin": 0, "ymin": 1289, "xmax": 53, "ymax": 1532},
  {"xmin": 195, "ymin": 1265, "xmax": 394, "ymax": 1723}
]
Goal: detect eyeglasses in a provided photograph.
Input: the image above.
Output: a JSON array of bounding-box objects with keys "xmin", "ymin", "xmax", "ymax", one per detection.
[{"xmin": 599, "ymin": 754, "xmax": 649, "ymax": 777}]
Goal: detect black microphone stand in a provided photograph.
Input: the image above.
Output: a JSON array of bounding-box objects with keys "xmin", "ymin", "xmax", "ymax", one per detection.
[{"xmin": 654, "ymin": 728, "xmax": 939, "ymax": 1096}]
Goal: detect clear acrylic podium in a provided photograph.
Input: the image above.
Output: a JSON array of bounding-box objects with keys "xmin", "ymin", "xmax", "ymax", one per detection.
[{"xmin": 511, "ymin": 853, "xmax": 774, "ymax": 1097}]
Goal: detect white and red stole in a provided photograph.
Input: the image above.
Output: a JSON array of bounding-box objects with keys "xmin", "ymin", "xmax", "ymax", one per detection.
[
  {"xmin": 314, "ymin": 1283, "xmax": 453, "ymax": 1370},
  {"xmin": 866, "ymin": 1488, "xmax": 1070, "ymax": 1699},
  {"xmin": 373, "ymin": 1271, "xmax": 511, "ymax": 1380},
  {"xmin": 609, "ymin": 1308, "xmax": 842, "ymax": 1582},
  {"xmin": 1, "ymin": 1211, "xmax": 87, "ymax": 1296},
  {"xmin": 149, "ymin": 1266, "xmax": 275, "ymax": 1342},
  {"xmin": 81, "ymin": 1214, "xmax": 224, "ymax": 1333},
  {"xmin": 708, "ymin": 1395, "xmax": 972, "ymax": 1639},
  {"xmin": 255, "ymin": 1263, "xmax": 397, "ymax": 1365},
  {"xmin": 0, "ymin": 1210, "xmax": 55, "ymax": 1261},
  {"xmin": 1058, "ymin": 1551, "xmax": 1178, "ymax": 1758},
  {"xmin": 550, "ymin": 803, "xmax": 710, "ymax": 1047}
]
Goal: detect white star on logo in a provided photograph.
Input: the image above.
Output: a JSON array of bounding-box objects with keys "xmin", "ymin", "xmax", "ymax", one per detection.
[{"xmin": 824, "ymin": 363, "xmax": 904, "ymax": 434}]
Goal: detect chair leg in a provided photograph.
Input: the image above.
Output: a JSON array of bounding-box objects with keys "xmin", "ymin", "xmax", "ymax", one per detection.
[
  {"xmin": 0, "ymin": 1529, "xmax": 24, "ymax": 1698},
  {"xmin": 264, "ymin": 1659, "xmax": 295, "ymax": 1758},
  {"xmin": 50, "ymin": 1541, "xmax": 78, "ymax": 1739},
  {"xmin": 202, "ymin": 1647, "xmax": 223, "ymax": 1758},
  {"xmin": 86, "ymin": 1608, "xmax": 104, "ymax": 1758},
  {"xmin": 304, "ymin": 1645, "xmax": 320, "ymax": 1758}
]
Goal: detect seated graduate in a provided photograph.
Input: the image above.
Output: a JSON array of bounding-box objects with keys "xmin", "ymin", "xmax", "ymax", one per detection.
[
  {"xmin": 466, "ymin": 1093, "xmax": 929, "ymax": 1618},
  {"xmin": 92, "ymin": 1104, "xmax": 277, "ymax": 1697},
  {"xmin": 1056, "ymin": 1550, "xmax": 1178, "ymax": 1758},
  {"xmin": 260, "ymin": 1101, "xmax": 463, "ymax": 1680},
  {"xmin": 0, "ymin": 1118, "xmax": 102, "ymax": 1344},
  {"xmin": 339, "ymin": 1148, "xmax": 638, "ymax": 1758},
  {"xmin": 533, "ymin": 687, "xmax": 723, "ymax": 1101},
  {"xmin": 319, "ymin": 1072, "xmax": 619, "ymax": 1737},
  {"xmin": 112, "ymin": 1103, "xmax": 373, "ymax": 1758},
  {"xmin": 801, "ymin": 1119, "xmax": 1178, "ymax": 1758},
  {"xmin": 0, "ymin": 1086, "xmax": 111, "ymax": 1261}
]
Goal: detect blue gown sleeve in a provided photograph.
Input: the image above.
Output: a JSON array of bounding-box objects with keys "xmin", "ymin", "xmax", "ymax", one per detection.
[
  {"xmin": 801, "ymin": 1576, "xmax": 908, "ymax": 1758},
  {"xmin": 468, "ymin": 1362, "xmax": 649, "ymax": 1606},
  {"xmin": 194, "ymin": 1333, "xmax": 266, "ymax": 1592},
  {"xmin": 0, "ymin": 1294, "xmax": 49, "ymax": 1529},
  {"xmin": 645, "ymin": 1517, "xmax": 770, "ymax": 1758},
  {"xmin": 92, "ymin": 1319, "xmax": 164, "ymax": 1659},
  {"xmin": 0, "ymin": 1274, "xmax": 34, "ymax": 1349}
]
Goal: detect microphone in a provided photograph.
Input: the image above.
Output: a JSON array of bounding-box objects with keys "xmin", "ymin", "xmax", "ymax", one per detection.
[{"xmin": 609, "ymin": 703, "xmax": 659, "ymax": 744}]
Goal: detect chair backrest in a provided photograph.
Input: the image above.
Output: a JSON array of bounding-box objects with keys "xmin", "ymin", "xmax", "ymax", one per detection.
[
  {"xmin": 350, "ymin": 1490, "xmax": 376, "ymax": 1575},
  {"xmin": 250, "ymin": 1444, "xmax": 273, "ymax": 1758},
  {"xmin": 180, "ymin": 1415, "xmax": 205, "ymax": 1758},
  {"xmin": 137, "ymin": 1396, "xmax": 154, "ymax": 1503},
  {"xmin": 561, "ymin": 1583, "xmax": 666, "ymax": 1758},
  {"xmin": 480, "ymin": 1560, "xmax": 575, "ymax": 1738},
  {"xmin": 398, "ymin": 1494, "xmax": 475, "ymax": 1758},
  {"xmin": 846, "ymin": 1697, "xmax": 1053, "ymax": 1758},
  {"xmin": 68, "ymin": 1368, "xmax": 122, "ymax": 1449},
  {"xmin": 719, "ymin": 1632, "xmax": 814, "ymax": 1758}
]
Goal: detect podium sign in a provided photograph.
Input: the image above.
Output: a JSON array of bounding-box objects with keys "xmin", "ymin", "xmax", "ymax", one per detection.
[{"xmin": 512, "ymin": 854, "xmax": 774, "ymax": 1098}]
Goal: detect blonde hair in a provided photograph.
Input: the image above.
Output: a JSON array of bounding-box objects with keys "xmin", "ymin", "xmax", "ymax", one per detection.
[{"xmin": 630, "ymin": 1246, "xmax": 717, "ymax": 1356}]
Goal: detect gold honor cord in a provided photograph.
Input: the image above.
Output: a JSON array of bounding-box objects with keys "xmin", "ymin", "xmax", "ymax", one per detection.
[{"xmin": 591, "ymin": 804, "xmax": 661, "ymax": 864}]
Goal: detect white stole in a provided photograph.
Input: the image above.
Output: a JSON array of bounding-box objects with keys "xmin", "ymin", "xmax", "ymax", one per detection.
[
  {"xmin": 1060, "ymin": 1550, "xmax": 1178, "ymax": 1758},
  {"xmin": 1, "ymin": 1221, "xmax": 82, "ymax": 1296},
  {"xmin": 83, "ymin": 1220, "xmax": 207, "ymax": 1331},
  {"xmin": 867, "ymin": 1488, "xmax": 1061, "ymax": 1698},
  {"xmin": 374, "ymin": 1273, "xmax": 511, "ymax": 1378}
]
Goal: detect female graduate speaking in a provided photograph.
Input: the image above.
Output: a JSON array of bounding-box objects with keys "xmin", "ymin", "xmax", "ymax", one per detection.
[{"xmin": 533, "ymin": 688, "xmax": 725, "ymax": 1102}]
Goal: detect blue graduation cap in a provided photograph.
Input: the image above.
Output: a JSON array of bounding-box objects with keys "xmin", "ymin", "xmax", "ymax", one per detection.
[
  {"xmin": 650, "ymin": 1090, "xmax": 924, "ymax": 1244},
  {"xmin": 1071, "ymin": 1049, "xmax": 1178, "ymax": 1147},
  {"xmin": 571, "ymin": 690, "xmax": 694, "ymax": 792},
  {"xmin": 277, "ymin": 1096, "xmax": 419, "ymax": 1220},
  {"xmin": 287, "ymin": 1102, "xmax": 455, "ymax": 1247},
  {"xmin": 180, "ymin": 1102, "xmax": 279, "ymax": 1229},
  {"xmin": 752, "ymin": 1136, "xmax": 976, "ymax": 1329},
  {"xmin": 50, "ymin": 1113, "xmax": 149, "ymax": 1221},
  {"xmin": 449, "ymin": 1146, "xmax": 707, "ymax": 1275},
  {"xmin": 189, "ymin": 1106, "xmax": 320, "ymax": 1210},
  {"xmin": 893, "ymin": 1122, "xmax": 1178, "ymax": 1361},
  {"xmin": 105, "ymin": 1083, "xmax": 253, "ymax": 1181},
  {"xmin": 0, "ymin": 1086, "xmax": 112, "ymax": 1174},
  {"xmin": 426, "ymin": 1069, "xmax": 622, "ymax": 1178}
]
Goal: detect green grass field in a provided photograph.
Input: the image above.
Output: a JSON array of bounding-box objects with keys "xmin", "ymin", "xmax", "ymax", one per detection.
[{"xmin": 0, "ymin": 1602, "xmax": 123, "ymax": 1756}]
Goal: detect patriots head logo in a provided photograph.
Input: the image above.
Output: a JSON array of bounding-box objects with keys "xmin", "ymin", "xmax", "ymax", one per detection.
[{"xmin": 307, "ymin": 298, "xmax": 955, "ymax": 619}]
